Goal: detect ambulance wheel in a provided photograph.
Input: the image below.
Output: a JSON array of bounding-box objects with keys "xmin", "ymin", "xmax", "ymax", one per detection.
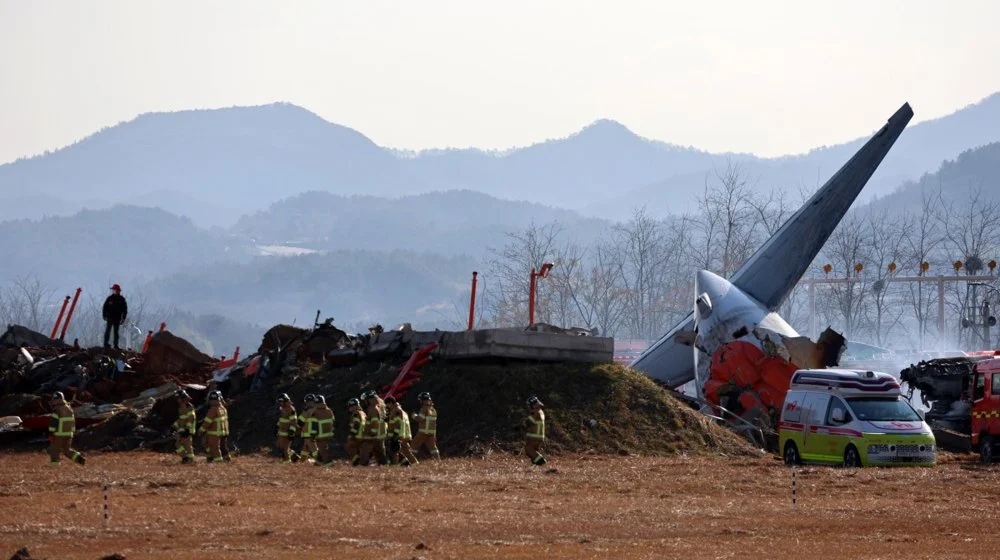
[
  {"xmin": 783, "ymin": 441, "xmax": 801, "ymax": 466},
  {"xmin": 843, "ymin": 444, "xmax": 862, "ymax": 468},
  {"xmin": 981, "ymin": 435, "xmax": 995, "ymax": 464}
]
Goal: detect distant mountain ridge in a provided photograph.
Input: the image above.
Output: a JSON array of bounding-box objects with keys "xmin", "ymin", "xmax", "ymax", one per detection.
[
  {"xmin": 2, "ymin": 94, "xmax": 999, "ymax": 226},
  {"xmin": 233, "ymin": 189, "xmax": 610, "ymax": 256}
]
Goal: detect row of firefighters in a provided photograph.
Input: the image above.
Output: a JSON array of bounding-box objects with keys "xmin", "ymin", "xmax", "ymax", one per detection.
[{"xmin": 46, "ymin": 389, "xmax": 549, "ymax": 467}]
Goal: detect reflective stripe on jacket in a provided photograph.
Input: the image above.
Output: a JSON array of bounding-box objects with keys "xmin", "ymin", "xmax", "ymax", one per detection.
[
  {"xmin": 388, "ymin": 411, "xmax": 413, "ymax": 440},
  {"xmin": 299, "ymin": 412, "xmax": 316, "ymax": 438},
  {"xmin": 219, "ymin": 407, "xmax": 230, "ymax": 436},
  {"xmin": 277, "ymin": 409, "xmax": 297, "ymax": 437},
  {"xmin": 201, "ymin": 409, "xmax": 226, "ymax": 436},
  {"xmin": 49, "ymin": 412, "xmax": 75, "ymax": 437},
  {"xmin": 314, "ymin": 407, "xmax": 335, "ymax": 439},
  {"xmin": 173, "ymin": 406, "xmax": 196, "ymax": 433},
  {"xmin": 417, "ymin": 408, "xmax": 437, "ymax": 435},
  {"xmin": 526, "ymin": 410, "xmax": 545, "ymax": 440},
  {"xmin": 349, "ymin": 410, "xmax": 366, "ymax": 439}
]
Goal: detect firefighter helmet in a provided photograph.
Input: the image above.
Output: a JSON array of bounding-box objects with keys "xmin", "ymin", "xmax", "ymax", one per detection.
[
  {"xmin": 315, "ymin": 395, "xmax": 326, "ymax": 405},
  {"xmin": 208, "ymin": 391, "xmax": 222, "ymax": 402},
  {"xmin": 276, "ymin": 393, "xmax": 290, "ymax": 403},
  {"xmin": 347, "ymin": 397, "xmax": 360, "ymax": 407},
  {"xmin": 304, "ymin": 394, "xmax": 316, "ymax": 404},
  {"xmin": 176, "ymin": 390, "xmax": 190, "ymax": 400},
  {"xmin": 51, "ymin": 391, "xmax": 65, "ymax": 402},
  {"xmin": 526, "ymin": 395, "xmax": 543, "ymax": 407},
  {"xmin": 418, "ymin": 392, "xmax": 432, "ymax": 401},
  {"xmin": 362, "ymin": 389, "xmax": 378, "ymax": 400},
  {"xmin": 384, "ymin": 396, "xmax": 397, "ymax": 405}
]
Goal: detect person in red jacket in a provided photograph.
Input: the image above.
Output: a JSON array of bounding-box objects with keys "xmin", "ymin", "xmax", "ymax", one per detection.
[{"xmin": 102, "ymin": 284, "xmax": 128, "ymax": 350}]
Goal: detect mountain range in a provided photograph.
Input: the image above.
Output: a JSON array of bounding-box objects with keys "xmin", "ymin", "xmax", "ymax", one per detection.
[{"xmin": 3, "ymin": 94, "xmax": 999, "ymax": 227}]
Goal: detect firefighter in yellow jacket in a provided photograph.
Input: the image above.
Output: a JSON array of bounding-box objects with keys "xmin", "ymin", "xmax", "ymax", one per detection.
[
  {"xmin": 173, "ymin": 390, "xmax": 196, "ymax": 464},
  {"xmin": 275, "ymin": 393, "xmax": 299, "ymax": 463},
  {"xmin": 523, "ymin": 395, "xmax": 547, "ymax": 466},
  {"xmin": 199, "ymin": 391, "xmax": 228, "ymax": 463},
  {"xmin": 218, "ymin": 395, "xmax": 232, "ymax": 462},
  {"xmin": 358, "ymin": 394, "xmax": 388, "ymax": 466},
  {"xmin": 346, "ymin": 398, "xmax": 366, "ymax": 466},
  {"xmin": 411, "ymin": 392, "xmax": 440, "ymax": 460},
  {"xmin": 312, "ymin": 395, "xmax": 335, "ymax": 466},
  {"xmin": 298, "ymin": 394, "xmax": 318, "ymax": 463},
  {"xmin": 362, "ymin": 390, "xmax": 388, "ymax": 464},
  {"xmin": 385, "ymin": 396, "xmax": 418, "ymax": 466},
  {"xmin": 47, "ymin": 392, "xmax": 85, "ymax": 465}
]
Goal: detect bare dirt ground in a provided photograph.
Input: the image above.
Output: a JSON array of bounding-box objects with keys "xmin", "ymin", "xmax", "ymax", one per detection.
[{"xmin": 0, "ymin": 450, "xmax": 996, "ymax": 559}]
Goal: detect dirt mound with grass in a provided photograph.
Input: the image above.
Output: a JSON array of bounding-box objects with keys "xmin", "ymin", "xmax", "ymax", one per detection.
[{"xmin": 228, "ymin": 361, "xmax": 756, "ymax": 458}]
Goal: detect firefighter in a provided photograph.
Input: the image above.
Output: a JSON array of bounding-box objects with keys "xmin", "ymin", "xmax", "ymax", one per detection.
[
  {"xmin": 173, "ymin": 390, "xmax": 196, "ymax": 464},
  {"xmin": 362, "ymin": 390, "xmax": 388, "ymax": 464},
  {"xmin": 385, "ymin": 396, "xmax": 418, "ymax": 466},
  {"xmin": 346, "ymin": 398, "xmax": 366, "ymax": 466},
  {"xmin": 218, "ymin": 392, "xmax": 232, "ymax": 462},
  {"xmin": 358, "ymin": 394, "xmax": 388, "ymax": 466},
  {"xmin": 298, "ymin": 394, "xmax": 318, "ymax": 462},
  {"xmin": 47, "ymin": 392, "xmax": 85, "ymax": 465},
  {"xmin": 523, "ymin": 395, "xmax": 547, "ymax": 466},
  {"xmin": 312, "ymin": 395, "xmax": 335, "ymax": 466},
  {"xmin": 411, "ymin": 392, "xmax": 440, "ymax": 460},
  {"xmin": 275, "ymin": 393, "xmax": 299, "ymax": 463},
  {"xmin": 199, "ymin": 391, "xmax": 227, "ymax": 463}
]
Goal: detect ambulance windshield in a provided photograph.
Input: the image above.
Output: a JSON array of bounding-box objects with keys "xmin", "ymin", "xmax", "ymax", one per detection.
[{"xmin": 846, "ymin": 398, "xmax": 921, "ymax": 422}]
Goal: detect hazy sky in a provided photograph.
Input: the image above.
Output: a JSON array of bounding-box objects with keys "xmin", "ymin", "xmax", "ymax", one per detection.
[{"xmin": 2, "ymin": 0, "xmax": 999, "ymax": 164}]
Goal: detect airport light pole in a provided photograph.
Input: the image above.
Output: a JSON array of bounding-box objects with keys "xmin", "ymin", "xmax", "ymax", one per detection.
[{"xmin": 528, "ymin": 263, "xmax": 554, "ymax": 327}]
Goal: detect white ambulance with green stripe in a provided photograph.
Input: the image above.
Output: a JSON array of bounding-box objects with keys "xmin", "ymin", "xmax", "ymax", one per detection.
[{"xmin": 779, "ymin": 369, "xmax": 936, "ymax": 467}]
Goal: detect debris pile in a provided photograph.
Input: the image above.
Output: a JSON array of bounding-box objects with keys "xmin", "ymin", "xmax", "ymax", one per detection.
[
  {"xmin": 0, "ymin": 325, "xmax": 217, "ymax": 450},
  {"xmin": 1, "ymin": 318, "xmax": 754, "ymax": 459}
]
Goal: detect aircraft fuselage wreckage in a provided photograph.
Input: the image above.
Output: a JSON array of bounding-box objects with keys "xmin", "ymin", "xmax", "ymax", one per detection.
[{"xmin": 631, "ymin": 103, "xmax": 913, "ymax": 423}]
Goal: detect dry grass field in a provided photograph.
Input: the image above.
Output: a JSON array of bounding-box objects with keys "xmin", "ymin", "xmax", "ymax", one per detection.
[{"xmin": 0, "ymin": 451, "xmax": 997, "ymax": 559}]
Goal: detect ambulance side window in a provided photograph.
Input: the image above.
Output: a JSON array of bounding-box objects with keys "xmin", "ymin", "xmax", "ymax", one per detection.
[
  {"xmin": 825, "ymin": 398, "xmax": 851, "ymax": 425},
  {"xmin": 993, "ymin": 374, "xmax": 1000, "ymax": 396},
  {"xmin": 803, "ymin": 394, "xmax": 829, "ymax": 425},
  {"xmin": 974, "ymin": 375, "xmax": 986, "ymax": 401},
  {"xmin": 782, "ymin": 395, "xmax": 803, "ymax": 423}
]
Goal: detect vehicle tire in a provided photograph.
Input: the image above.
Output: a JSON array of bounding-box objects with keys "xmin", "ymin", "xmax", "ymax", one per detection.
[
  {"xmin": 783, "ymin": 441, "xmax": 801, "ymax": 466},
  {"xmin": 981, "ymin": 435, "xmax": 994, "ymax": 464},
  {"xmin": 843, "ymin": 444, "xmax": 862, "ymax": 468}
]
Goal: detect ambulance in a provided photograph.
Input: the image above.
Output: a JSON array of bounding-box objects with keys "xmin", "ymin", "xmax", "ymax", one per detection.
[{"xmin": 779, "ymin": 369, "xmax": 936, "ymax": 467}]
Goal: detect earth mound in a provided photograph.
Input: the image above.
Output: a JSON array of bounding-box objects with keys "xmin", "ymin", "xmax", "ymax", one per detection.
[{"xmin": 228, "ymin": 361, "xmax": 756, "ymax": 458}]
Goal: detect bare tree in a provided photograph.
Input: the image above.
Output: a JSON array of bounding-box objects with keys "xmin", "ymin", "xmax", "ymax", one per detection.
[
  {"xmin": 864, "ymin": 209, "xmax": 907, "ymax": 345},
  {"xmin": 0, "ymin": 276, "xmax": 57, "ymax": 333},
  {"xmin": 485, "ymin": 222, "xmax": 565, "ymax": 327},
  {"xmin": 612, "ymin": 208, "xmax": 673, "ymax": 340},
  {"xmin": 901, "ymin": 189, "xmax": 943, "ymax": 348},
  {"xmin": 821, "ymin": 211, "xmax": 871, "ymax": 339}
]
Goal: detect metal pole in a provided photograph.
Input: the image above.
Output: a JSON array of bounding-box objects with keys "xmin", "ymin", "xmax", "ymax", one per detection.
[
  {"xmin": 528, "ymin": 268, "xmax": 537, "ymax": 327},
  {"xmin": 59, "ymin": 288, "xmax": 82, "ymax": 341},
  {"xmin": 808, "ymin": 281, "xmax": 816, "ymax": 339},
  {"xmin": 50, "ymin": 296, "xmax": 70, "ymax": 339},
  {"xmin": 468, "ymin": 271, "xmax": 478, "ymax": 331},
  {"xmin": 985, "ymin": 300, "xmax": 992, "ymax": 350},
  {"xmin": 938, "ymin": 276, "xmax": 945, "ymax": 342}
]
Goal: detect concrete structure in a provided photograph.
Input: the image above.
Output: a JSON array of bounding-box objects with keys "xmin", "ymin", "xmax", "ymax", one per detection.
[
  {"xmin": 439, "ymin": 329, "xmax": 613, "ymax": 363},
  {"xmin": 369, "ymin": 328, "xmax": 614, "ymax": 363},
  {"xmin": 631, "ymin": 103, "xmax": 914, "ymax": 389}
]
